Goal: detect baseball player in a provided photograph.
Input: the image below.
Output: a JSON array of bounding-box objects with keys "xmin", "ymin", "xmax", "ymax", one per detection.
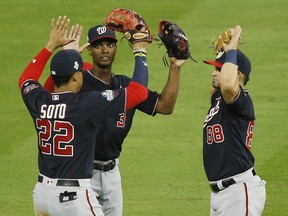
[
  {"xmin": 19, "ymin": 16, "xmax": 148, "ymax": 216},
  {"xmin": 43, "ymin": 23, "xmax": 186, "ymax": 215},
  {"xmin": 202, "ymin": 25, "xmax": 266, "ymax": 215},
  {"xmin": 45, "ymin": 20, "xmax": 186, "ymax": 216}
]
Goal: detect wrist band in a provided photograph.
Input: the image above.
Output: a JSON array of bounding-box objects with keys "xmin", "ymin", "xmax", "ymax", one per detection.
[
  {"xmin": 133, "ymin": 48, "xmax": 147, "ymax": 55},
  {"xmin": 224, "ymin": 50, "xmax": 237, "ymax": 65},
  {"xmin": 134, "ymin": 52, "xmax": 147, "ymax": 57}
]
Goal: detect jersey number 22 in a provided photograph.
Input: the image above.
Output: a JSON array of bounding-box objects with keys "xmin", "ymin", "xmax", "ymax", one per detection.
[{"xmin": 36, "ymin": 118, "xmax": 74, "ymax": 156}]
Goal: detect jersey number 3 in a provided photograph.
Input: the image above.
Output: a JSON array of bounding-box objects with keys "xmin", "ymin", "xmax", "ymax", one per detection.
[{"xmin": 36, "ymin": 118, "xmax": 74, "ymax": 156}]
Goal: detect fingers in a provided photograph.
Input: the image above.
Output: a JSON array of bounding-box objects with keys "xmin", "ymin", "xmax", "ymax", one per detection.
[
  {"xmin": 46, "ymin": 16, "xmax": 73, "ymax": 52},
  {"xmin": 68, "ymin": 25, "xmax": 75, "ymax": 38},
  {"xmin": 79, "ymin": 43, "xmax": 90, "ymax": 53},
  {"xmin": 73, "ymin": 24, "xmax": 82, "ymax": 39},
  {"xmin": 223, "ymin": 25, "xmax": 242, "ymax": 52},
  {"xmin": 231, "ymin": 25, "xmax": 241, "ymax": 47},
  {"xmin": 55, "ymin": 16, "xmax": 61, "ymax": 29},
  {"xmin": 52, "ymin": 16, "xmax": 70, "ymax": 32},
  {"xmin": 233, "ymin": 25, "xmax": 241, "ymax": 40},
  {"xmin": 68, "ymin": 24, "xmax": 82, "ymax": 39},
  {"xmin": 50, "ymin": 18, "xmax": 55, "ymax": 31},
  {"xmin": 63, "ymin": 24, "xmax": 87, "ymax": 52},
  {"xmin": 77, "ymin": 25, "xmax": 83, "ymax": 38},
  {"xmin": 63, "ymin": 16, "xmax": 70, "ymax": 31}
]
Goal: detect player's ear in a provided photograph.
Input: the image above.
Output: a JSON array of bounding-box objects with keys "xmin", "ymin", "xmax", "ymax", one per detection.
[
  {"xmin": 70, "ymin": 71, "xmax": 83, "ymax": 92},
  {"xmin": 238, "ymin": 72, "xmax": 246, "ymax": 85},
  {"xmin": 87, "ymin": 46, "xmax": 92, "ymax": 56},
  {"xmin": 71, "ymin": 71, "xmax": 79, "ymax": 81}
]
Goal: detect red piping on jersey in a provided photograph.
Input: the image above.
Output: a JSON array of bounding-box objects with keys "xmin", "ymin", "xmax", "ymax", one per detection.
[
  {"xmin": 18, "ymin": 47, "xmax": 52, "ymax": 89},
  {"xmin": 244, "ymin": 182, "xmax": 249, "ymax": 216},
  {"xmin": 86, "ymin": 189, "xmax": 97, "ymax": 216}
]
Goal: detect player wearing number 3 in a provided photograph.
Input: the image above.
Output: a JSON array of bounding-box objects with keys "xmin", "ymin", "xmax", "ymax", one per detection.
[
  {"xmin": 202, "ymin": 25, "xmax": 266, "ymax": 215},
  {"xmin": 19, "ymin": 16, "xmax": 148, "ymax": 216}
]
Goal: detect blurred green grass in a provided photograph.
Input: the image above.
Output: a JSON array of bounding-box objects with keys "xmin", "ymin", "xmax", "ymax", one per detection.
[{"xmin": 0, "ymin": 0, "xmax": 287, "ymax": 215}]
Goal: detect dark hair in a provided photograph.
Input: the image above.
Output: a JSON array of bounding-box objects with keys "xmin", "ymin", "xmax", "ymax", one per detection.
[
  {"xmin": 237, "ymin": 70, "xmax": 249, "ymax": 86},
  {"xmin": 243, "ymin": 73, "xmax": 249, "ymax": 85},
  {"xmin": 51, "ymin": 74, "xmax": 73, "ymax": 88}
]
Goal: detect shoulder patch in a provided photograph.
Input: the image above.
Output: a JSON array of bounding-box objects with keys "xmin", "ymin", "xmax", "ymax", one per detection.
[
  {"xmin": 23, "ymin": 82, "xmax": 40, "ymax": 94},
  {"xmin": 101, "ymin": 90, "xmax": 119, "ymax": 101}
]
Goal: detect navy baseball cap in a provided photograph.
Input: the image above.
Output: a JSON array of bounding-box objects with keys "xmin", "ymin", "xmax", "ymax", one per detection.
[
  {"xmin": 87, "ymin": 25, "xmax": 118, "ymax": 43},
  {"xmin": 203, "ymin": 50, "xmax": 251, "ymax": 79},
  {"xmin": 50, "ymin": 50, "xmax": 83, "ymax": 77}
]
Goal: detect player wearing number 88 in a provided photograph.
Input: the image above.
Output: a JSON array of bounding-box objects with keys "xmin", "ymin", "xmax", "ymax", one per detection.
[{"xmin": 202, "ymin": 26, "xmax": 266, "ymax": 216}]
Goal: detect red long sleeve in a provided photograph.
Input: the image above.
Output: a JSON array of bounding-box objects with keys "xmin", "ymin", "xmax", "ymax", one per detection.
[
  {"xmin": 43, "ymin": 75, "xmax": 54, "ymax": 92},
  {"xmin": 18, "ymin": 48, "xmax": 52, "ymax": 89},
  {"xmin": 126, "ymin": 81, "xmax": 148, "ymax": 110}
]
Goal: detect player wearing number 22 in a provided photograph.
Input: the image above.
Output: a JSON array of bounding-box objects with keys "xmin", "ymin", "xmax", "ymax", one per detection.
[
  {"xmin": 18, "ymin": 16, "xmax": 148, "ymax": 216},
  {"xmin": 202, "ymin": 26, "xmax": 266, "ymax": 216}
]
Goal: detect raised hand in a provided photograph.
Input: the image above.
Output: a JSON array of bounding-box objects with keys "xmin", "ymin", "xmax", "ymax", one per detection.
[
  {"xmin": 63, "ymin": 24, "xmax": 90, "ymax": 53},
  {"xmin": 45, "ymin": 16, "xmax": 77, "ymax": 52},
  {"xmin": 223, "ymin": 25, "xmax": 241, "ymax": 53},
  {"xmin": 169, "ymin": 57, "xmax": 186, "ymax": 67}
]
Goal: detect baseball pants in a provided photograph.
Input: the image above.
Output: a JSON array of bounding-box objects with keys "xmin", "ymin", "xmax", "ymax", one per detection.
[
  {"xmin": 91, "ymin": 158, "xmax": 123, "ymax": 216},
  {"xmin": 33, "ymin": 174, "xmax": 104, "ymax": 216},
  {"xmin": 209, "ymin": 168, "xmax": 266, "ymax": 216}
]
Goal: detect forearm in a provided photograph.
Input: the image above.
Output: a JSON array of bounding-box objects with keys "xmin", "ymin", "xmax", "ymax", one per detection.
[
  {"xmin": 221, "ymin": 63, "xmax": 239, "ymax": 88},
  {"xmin": 132, "ymin": 53, "xmax": 148, "ymax": 87},
  {"xmin": 18, "ymin": 47, "xmax": 52, "ymax": 89},
  {"xmin": 221, "ymin": 50, "xmax": 240, "ymax": 103},
  {"xmin": 156, "ymin": 63, "xmax": 181, "ymax": 114}
]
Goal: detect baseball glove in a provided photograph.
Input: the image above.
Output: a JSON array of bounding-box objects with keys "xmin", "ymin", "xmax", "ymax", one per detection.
[
  {"xmin": 105, "ymin": 8, "xmax": 153, "ymax": 44},
  {"xmin": 211, "ymin": 28, "xmax": 235, "ymax": 55},
  {"xmin": 158, "ymin": 20, "xmax": 197, "ymax": 66}
]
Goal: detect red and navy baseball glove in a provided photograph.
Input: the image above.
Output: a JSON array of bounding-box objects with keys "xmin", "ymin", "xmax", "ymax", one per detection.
[
  {"xmin": 105, "ymin": 8, "xmax": 153, "ymax": 44},
  {"xmin": 158, "ymin": 20, "xmax": 197, "ymax": 66}
]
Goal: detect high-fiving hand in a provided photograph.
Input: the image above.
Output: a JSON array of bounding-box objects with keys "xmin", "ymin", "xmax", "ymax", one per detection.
[
  {"xmin": 45, "ymin": 16, "xmax": 79, "ymax": 52},
  {"xmin": 223, "ymin": 25, "xmax": 241, "ymax": 53}
]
